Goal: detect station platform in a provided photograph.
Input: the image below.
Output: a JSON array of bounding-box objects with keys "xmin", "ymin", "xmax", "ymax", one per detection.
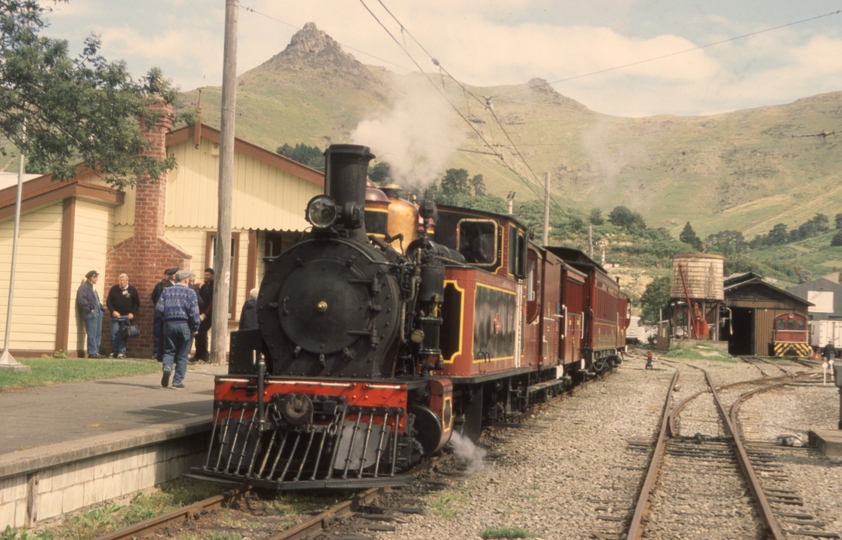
[
  {"xmin": 0, "ymin": 361, "xmax": 229, "ymax": 528},
  {"xmin": 0, "ymin": 360, "xmax": 227, "ymax": 456}
]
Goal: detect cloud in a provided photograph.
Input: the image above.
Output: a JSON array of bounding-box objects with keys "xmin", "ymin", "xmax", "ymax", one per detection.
[{"xmin": 41, "ymin": 0, "xmax": 842, "ymax": 117}]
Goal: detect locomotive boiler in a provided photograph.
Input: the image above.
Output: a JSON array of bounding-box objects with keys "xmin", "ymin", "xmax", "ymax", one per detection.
[{"xmin": 192, "ymin": 143, "xmax": 630, "ymax": 491}]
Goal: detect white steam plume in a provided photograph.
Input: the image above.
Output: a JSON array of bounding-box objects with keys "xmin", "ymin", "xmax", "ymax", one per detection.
[
  {"xmin": 351, "ymin": 77, "xmax": 465, "ymax": 191},
  {"xmin": 448, "ymin": 431, "xmax": 492, "ymax": 475}
]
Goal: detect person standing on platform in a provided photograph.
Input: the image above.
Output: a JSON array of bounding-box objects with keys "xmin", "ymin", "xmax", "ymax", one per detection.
[
  {"xmin": 106, "ymin": 273, "xmax": 140, "ymax": 358},
  {"xmin": 151, "ymin": 267, "xmax": 177, "ymax": 360},
  {"xmin": 156, "ymin": 270, "xmax": 200, "ymax": 389},
  {"xmin": 238, "ymin": 287, "xmax": 259, "ymax": 331},
  {"xmin": 76, "ymin": 270, "xmax": 105, "ymax": 358},
  {"xmin": 193, "ymin": 268, "xmax": 214, "ymax": 361}
]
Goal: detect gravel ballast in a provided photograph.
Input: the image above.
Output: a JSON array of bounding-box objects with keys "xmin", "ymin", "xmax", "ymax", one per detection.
[{"xmin": 373, "ymin": 356, "xmax": 842, "ymax": 539}]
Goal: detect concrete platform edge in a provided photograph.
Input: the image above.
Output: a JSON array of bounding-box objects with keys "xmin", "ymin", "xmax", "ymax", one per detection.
[{"xmin": 0, "ymin": 416, "xmax": 213, "ymax": 481}]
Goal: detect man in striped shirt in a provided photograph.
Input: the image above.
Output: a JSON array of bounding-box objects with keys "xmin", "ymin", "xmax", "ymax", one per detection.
[{"xmin": 155, "ymin": 270, "xmax": 201, "ymax": 389}]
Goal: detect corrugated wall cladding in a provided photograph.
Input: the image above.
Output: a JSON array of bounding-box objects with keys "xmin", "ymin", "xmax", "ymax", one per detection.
[
  {"xmin": 0, "ymin": 203, "xmax": 63, "ymax": 349},
  {"xmin": 164, "ymin": 139, "xmax": 320, "ymax": 231},
  {"xmin": 670, "ymin": 255, "xmax": 724, "ymax": 300},
  {"xmin": 69, "ymin": 201, "xmax": 114, "ymax": 352}
]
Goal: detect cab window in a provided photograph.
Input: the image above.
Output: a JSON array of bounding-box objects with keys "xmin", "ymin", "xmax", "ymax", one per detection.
[{"xmin": 458, "ymin": 220, "xmax": 497, "ymax": 265}]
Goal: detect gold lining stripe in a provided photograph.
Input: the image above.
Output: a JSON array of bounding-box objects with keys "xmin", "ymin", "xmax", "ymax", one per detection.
[{"xmin": 442, "ymin": 279, "xmax": 465, "ymax": 364}]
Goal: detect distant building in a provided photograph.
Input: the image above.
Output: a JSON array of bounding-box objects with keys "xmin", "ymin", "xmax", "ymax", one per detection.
[
  {"xmin": 786, "ymin": 277, "xmax": 842, "ymax": 320},
  {"xmin": 723, "ymin": 272, "xmax": 813, "ymax": 356}
]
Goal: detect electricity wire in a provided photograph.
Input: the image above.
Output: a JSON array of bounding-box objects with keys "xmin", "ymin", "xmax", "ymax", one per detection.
[
  {"xmin": 365, "ymin": 0, "xmax": 564, "ymax": 209},
  {"xmin": 492, "ymin": 9, "xmax": 842, "ymax": 100}
]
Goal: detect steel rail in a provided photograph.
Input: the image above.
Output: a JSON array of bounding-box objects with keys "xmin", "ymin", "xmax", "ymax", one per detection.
[
  {"xmin": 94, "ymin": 488, "xmax": 249, "ymax": 540},
  {"xmin": 625, "ymin": 369, "xmax": 680, "ymax": 540},
  {"xmin": 267, "ymin": 486, "xmax": 387, "ymax": 540},
  {"xmin": 702, "ymin": 369, "xmax": 787, "ymax": 540}
]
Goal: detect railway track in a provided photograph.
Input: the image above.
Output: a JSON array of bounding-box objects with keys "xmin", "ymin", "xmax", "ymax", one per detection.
[
  {"xmin": 93, "ymin": 364, "xmax": 619, "ymax": 540},
  {"xmin": 624, "ymin": 359, "xmax": 838, "ymax": 540}
]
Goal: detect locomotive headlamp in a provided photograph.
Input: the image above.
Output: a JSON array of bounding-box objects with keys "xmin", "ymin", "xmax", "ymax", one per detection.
[{"xmin": 306, "ymin": 195, "xmax": 338, "ymax": 228}]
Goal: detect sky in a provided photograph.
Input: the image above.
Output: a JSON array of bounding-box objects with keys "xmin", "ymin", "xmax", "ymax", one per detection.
[{"xmin": 40, "ymin": 0, "xmax": 842, "ymax": 118}]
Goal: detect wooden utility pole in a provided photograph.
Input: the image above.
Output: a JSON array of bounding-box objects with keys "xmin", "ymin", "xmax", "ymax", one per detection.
[
  {"xmin": 542, "ymin": 172, "xmax": 550, "ymax": 246},
  {"xmin": 211, "ymin": 0, "xmax": 237, "ymax": 364}
]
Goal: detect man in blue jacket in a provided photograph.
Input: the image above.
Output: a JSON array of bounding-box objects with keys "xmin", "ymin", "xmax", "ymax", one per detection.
[
  {"xmin": 76, "ymin": 270, "xmax": 105, "ymax": 358},
  {"xmin": 156, "ymin": 270, "xmax": 201, "ymax": 389}
]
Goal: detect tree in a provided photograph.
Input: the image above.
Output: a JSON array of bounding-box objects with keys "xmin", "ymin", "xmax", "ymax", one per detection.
[
  {"xmin": 767, "ymin": 223, "xmax": 789, "ymax": 245},
  {"xmin": 369, "ymin": 161, "xmax": 391, "ymax": 184},
  {"xmin": 470, "ymin": 174, "xmax": 486, "ymax": 197},
  {"xmin": 0, "ymin": 1, "xmax": 178, "ymax": 187},
  {"xmin": 705, "ymin": 230, "xmax": 746, "ymax": 254},
  {"xmin": 589, "ymin": 208, "xmax": 604, "ymax": 225},
  {"xmin": 639, "ymin": 276, "xmax": 671, "ymax": 325},
  {"xmin": 276, "ymin": 143, "xmax": 324, "ymax": 171},
  {"xmin": 797, "ymin": 213, "xmax": 829, "ymax": 239},
  {"xmin": 439, "ymin": 168, "xmax": 470, "ymax": 200},
  {"xmin": 832, "ymin": 230, "xmax": 842, "ymax": 247},
  {"xmin": 835, "ymin": 213, "xmax": 842, "ymax": 230},
  {"xmin": 679, "ymin": 222, "xmax": 703, "ymax": 251},
  {"xmin": 608, "ymin": 205, "xmax": 646, "ymax": 230}
]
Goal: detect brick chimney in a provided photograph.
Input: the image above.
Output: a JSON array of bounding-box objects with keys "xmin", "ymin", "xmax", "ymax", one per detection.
[{"xmin": 105, "ymin": 102, "xmax": 191, "ymax": 357}]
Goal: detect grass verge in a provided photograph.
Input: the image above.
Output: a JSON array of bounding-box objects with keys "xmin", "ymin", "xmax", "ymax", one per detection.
[
  {"xmin": 479, "ymin": 526, "xmax": 539, "ymax": 539},
  {"xmin": 0, "ymin": 358, "xmax": 161, "ymax": 391},
  {"xmin": 3, "ymin": 478, "xmax": 226, "ymax": 540}
]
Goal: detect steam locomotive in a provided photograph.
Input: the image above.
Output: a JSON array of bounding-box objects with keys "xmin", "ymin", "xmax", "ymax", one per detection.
[{"xmin": 192, "ymin": 144, "xmax": 630, "ymax": 491}]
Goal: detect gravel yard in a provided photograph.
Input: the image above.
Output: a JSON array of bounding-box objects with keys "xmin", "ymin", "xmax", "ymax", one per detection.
[{"xmin": 375, "ymin": 356, "xmax": 842, "ymax": 539}]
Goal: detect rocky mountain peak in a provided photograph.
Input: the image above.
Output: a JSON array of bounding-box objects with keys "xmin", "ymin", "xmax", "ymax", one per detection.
[
  {"xmin": 286, "ymin": 22, "xmax": 341, "ymax": 56},
  {"xmin": 258, "ymin": 22, "xmax": 370, "ymax": 80}
]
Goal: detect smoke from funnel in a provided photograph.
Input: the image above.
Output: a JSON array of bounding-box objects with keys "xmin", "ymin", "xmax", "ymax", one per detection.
[{"xmin": 351, "ymin": 77, "xmax": 465, "ymax": 191}]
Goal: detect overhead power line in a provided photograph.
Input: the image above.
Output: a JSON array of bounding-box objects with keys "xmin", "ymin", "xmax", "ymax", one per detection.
[
  {"xmin": 493, "ymin": 9, "xmax": 842, "ymax": 99},
  {"xmin": 361, "ymin": 0, "xmax": 566, "ymax": 209}
]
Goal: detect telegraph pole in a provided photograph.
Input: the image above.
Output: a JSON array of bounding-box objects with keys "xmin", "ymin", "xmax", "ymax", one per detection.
[
  {"xmin": 210, "ymin": 0, "xmax": 237, "ymax": 364},
  {"xmin": 542, "ymin": 172, "xmax": 550, "ymax": 245}
]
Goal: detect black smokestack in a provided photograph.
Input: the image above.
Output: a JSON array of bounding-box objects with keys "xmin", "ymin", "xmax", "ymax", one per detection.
[{"xmin": 324, "ymin": 144, "xmax": 374, "ymax": 241}]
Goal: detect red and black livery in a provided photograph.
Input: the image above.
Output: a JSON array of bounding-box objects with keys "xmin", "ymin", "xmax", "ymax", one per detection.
[{"xmin": 192, "ymin": 144, "xmax": 630, "ymax": 491}]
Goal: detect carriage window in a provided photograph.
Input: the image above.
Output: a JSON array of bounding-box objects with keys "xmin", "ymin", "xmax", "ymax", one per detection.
[
  {"xmin": 459, "ymin": 220, "xmax": 497, "ymax": 264},
  {"xmin": 796, "ymin": 318, "xmax": 805, "ymax": 330},
  {"xmin": 527, "ymin": 258, "xmax": 537, "ymax": 301},
  {"xmin": 776, "ymin": 319, "xmax": 786, "ymax": 330},
  {"xmin": 526, "ymin": 250, "xmax": 541, "ymax": 322}
]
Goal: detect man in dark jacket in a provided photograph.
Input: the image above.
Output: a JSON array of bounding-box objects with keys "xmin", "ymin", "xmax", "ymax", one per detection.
[
  {"xmin": 238, "ymin": 288, "xmax": 259, "ymax": 331},
  {"xmin": 151, "ymin": 267, "xmax": 177, "ymax": 360},
  {"xmin": 823, "ymin": 341, "xmax": 837, "ymax": 362},
  {"xmin": 106, "ymin": 273, "xmax": 140, "ymax": 358},
  {"xmin": 76, "ymin": 270, "xmax": 105, "ymax": 358},
  {"xmin": 156, "ymin": 270, "xmax": 200, "ymax": 389},
  {"xmin": 193, "ymin": 268, "xmax": 214, "ymax": 361}
]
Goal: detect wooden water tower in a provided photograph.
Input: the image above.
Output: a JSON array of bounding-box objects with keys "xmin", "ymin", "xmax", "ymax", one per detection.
[{"xmin": 670, "ymin": 254, "xmax": 725, "ymax": 340}]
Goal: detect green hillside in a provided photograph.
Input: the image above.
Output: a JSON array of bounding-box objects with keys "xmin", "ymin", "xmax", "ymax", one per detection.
[{"xmin": 176, "ymin": 23, "xmax": 842, "ymax": 244}]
